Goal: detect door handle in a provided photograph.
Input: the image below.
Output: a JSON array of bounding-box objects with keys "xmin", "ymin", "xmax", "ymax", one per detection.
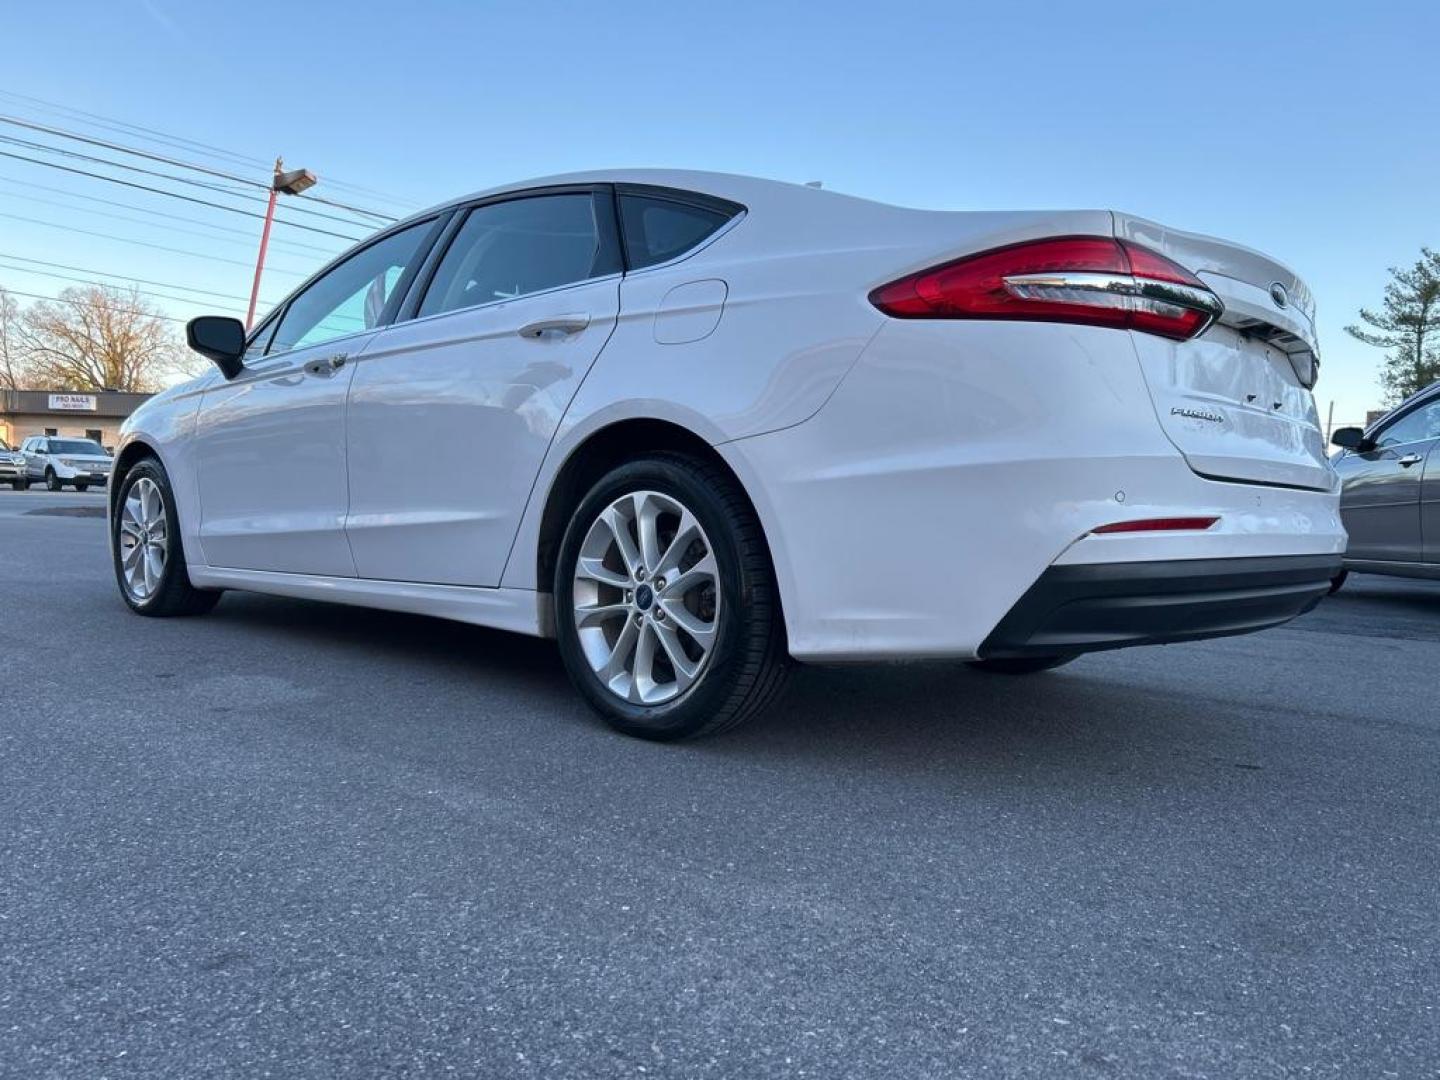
[
  {"xmin": 517, "ymin": 314, "xmax": 590, "ymax": 340},
  {"xmin": 1397, "ymin": 453, "xmax": 1423, "ymax": 467},
  {"xmin": 304, "ymin": 353, "xmax": 348, "ymax": 376}
]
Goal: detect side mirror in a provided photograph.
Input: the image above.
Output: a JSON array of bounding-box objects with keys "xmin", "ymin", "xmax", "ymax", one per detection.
[
  {"xmin": 186, "ymin": 316, "xmax": 247, "ymax": 380},
  {"xmin": 1330, "ymin": 426, "xmax": 1370, "ymax": 452}
]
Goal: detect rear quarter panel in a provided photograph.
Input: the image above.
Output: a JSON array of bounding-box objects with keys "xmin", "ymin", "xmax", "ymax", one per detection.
[{"xmin": 500, "ymin": 190, "xmax": 1115, "ymax": 591}]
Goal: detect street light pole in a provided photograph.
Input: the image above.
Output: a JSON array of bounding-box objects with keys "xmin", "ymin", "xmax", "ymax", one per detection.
[{"xmin": 245, "ymin": 156, "xmax": 318, "ymax": 330}]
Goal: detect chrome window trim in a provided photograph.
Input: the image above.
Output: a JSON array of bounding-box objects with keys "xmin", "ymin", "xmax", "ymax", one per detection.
[{"xmin": 384, "ymin": 272, "xmax": 625, "ymax": 334}]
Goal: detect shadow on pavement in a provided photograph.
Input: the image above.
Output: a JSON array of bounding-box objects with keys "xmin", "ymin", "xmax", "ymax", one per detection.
[
  {"xmin": 203, "ymin": 589, "xmax": 1270, "ymax": 793},
  {"xmin": 24, "ymin": 506, "xmax": 107, "ymax": 518},
  {"xmin": 1331, "ymin": 575, "xmax": 1440, "ymax": 607}
]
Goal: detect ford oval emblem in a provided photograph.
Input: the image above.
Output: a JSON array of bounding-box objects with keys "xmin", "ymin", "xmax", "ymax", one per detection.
[{"xmin": 1269, "ymin": 282, "xmax": 1289, "ymax": 309}]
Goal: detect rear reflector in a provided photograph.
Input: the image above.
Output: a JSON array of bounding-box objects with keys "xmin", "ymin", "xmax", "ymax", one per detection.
[
  {"xmin": 870, "ymin": 236, "xmax": 1223, "ymax": 341},
  {"xmin": 1091, "ymin": 517, "xmax": 1219, "ymax": 534}
]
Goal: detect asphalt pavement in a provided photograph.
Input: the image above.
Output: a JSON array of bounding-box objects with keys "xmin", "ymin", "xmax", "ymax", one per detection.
[{"xmin": 1, "ymin": 486, "xmax": 1437, "ymax": 1079}]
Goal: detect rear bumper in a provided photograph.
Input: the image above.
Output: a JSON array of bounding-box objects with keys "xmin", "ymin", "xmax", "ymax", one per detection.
[
  {"xmin": 720, "ymin": 319, "xmax": 1343, "ymax": 661},
  {"xmin": 978, "ymin": 554, "xmax": 1340, "ymax": 658}
]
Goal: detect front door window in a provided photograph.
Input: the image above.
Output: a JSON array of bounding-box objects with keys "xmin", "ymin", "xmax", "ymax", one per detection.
[{"xmin": 268, "ymin": 220, "xmax": 434, "ymax": 355}]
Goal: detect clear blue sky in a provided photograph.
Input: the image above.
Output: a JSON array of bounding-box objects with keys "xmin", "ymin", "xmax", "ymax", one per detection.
[{"xmin": 3, "ymin": 0, "xmax": 1437, "ymax": 424}]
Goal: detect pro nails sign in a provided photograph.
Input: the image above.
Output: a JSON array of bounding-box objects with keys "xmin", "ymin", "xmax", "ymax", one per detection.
[{"xmin": 48, "ymin": 394, "xmax": 98, "ymax": 412}]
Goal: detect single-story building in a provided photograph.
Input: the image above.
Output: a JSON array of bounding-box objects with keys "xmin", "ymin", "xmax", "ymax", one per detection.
[{"xmin": 0, "ymin": 389, "xmax": 152, "ymax": 451}]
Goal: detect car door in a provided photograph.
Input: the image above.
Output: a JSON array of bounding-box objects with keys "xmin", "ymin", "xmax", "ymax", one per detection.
[
  {"xmin": 23, "ymin": 438, "xmax": 44, "ymax": 479},
  {"xmin": 193, "ymin": 218, "xmax": 439, "ymax": 576},
  {"xmin": 1333, "ymin": 394, "xmax": 1440, "ymax": 563},
  {"xmin": 343, "ymin": 189, "xmax": 622, "ymax": 586}
]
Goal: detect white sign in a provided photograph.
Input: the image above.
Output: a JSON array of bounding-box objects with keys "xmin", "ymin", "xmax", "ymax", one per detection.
[{"xmin": 48, "ymin": 394, "xmax": 97, "ymax": 412}]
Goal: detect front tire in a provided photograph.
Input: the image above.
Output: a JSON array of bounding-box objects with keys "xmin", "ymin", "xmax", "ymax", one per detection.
[
  {"xmin": 113, "ymin": 457, "xmax": 221, "ymax": 617},
  {"xmin": 1328, "ymin": 569, "xmax": 1349, "ymax": 595},
  {"xmin": 75, "ymin": 482, "xmax": 89, "ymax": 492},
  {"xmin": 554, "ymin": 453, "xmax": 788, "ymax": 740},
  {"xmin": 967, "ymin": 655, "xmax": 1078, "ymax": 675},
  {"xmin": 45, "ymin": 469, "xmax": 61, "ymax": 492},
  {"xmin": 9, "ymin": 480, "xmax": 24, "ymax": 491}
]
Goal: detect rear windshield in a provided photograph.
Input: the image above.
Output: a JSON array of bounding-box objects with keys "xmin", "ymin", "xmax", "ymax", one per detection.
[{"xmin": 49, "ymin": 439, "xmax": 107, "ymax": 455}]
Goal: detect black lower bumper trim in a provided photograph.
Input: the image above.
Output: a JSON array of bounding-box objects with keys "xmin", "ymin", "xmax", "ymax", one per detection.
[{"xmin": 978, "ymin": 555, "xmax": 1341, "ymax": 659}]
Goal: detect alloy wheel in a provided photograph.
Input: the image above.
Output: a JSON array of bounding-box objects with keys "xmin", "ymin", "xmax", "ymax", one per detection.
[
  {"xmin": 571, "ymin": 489, "xmax": 720, "ymax": 706},
  {"xmin": 119, "ymin": 477, "xmax": 169, "ymax": 601}
]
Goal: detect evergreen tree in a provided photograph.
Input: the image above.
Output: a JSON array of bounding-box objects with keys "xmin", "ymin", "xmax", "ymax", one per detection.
[{"xmin": 1346, "ymin": 248, "xmax": 1440, "ymax": 404}]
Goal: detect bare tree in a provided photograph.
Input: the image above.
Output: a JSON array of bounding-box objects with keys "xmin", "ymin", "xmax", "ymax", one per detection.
[
  {"xmin": 17, "ymin": 285, "xmax": 191, "ymax": 392},
  {"xmin": 0, "ymin": 287, "xmax": 28, "ymax": 391},
  {"xmin": 1345, "ymin": 248, "xmax": 1440, "ymax": 404}
]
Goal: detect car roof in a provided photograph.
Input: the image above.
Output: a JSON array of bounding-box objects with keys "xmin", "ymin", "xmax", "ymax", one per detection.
[{"xmin": 395, "ymin": 169, "xmax": 895, "ymax": 228}]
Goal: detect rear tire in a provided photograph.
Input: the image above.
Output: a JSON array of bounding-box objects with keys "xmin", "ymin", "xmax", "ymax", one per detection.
[
  {"xmin": 1328, "ymin": 569, "xmax": 1349, "ymax": 595},
  {"xmin": 112, "ymin": 457, "xmax": 221, "ymax": 617},
  {"xmin": 554, "ymin": 453, "xmax": 788, "ymax": 740},
  {"xmin": 967, "ymin": 654, "xmax": 1078, "ymax": 675},
  {"xmin": 45, "ymin": 469, "xmax": 61, "ymax": 492}
]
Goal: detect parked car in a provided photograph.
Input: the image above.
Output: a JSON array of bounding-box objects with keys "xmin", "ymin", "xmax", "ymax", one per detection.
[
  {"xmin": 1329, "ymin": 381, "xmax": 1440, "ymax": 591},
  {"xmin": 109, "ymin": 170, "xmax": 1343, "ymax": 739},
  {"xmin": 0, "ymin": 437, "xmax": 28, "ymax": 490},
  {"xmin": 21, "ymin": 436, "xmax": 113, "ymax": 491}
]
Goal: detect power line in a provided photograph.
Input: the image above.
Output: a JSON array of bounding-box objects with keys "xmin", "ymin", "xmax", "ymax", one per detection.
[
  {"xmin": 0, "ymin": 252, "xmax": 276, "ymax": 305},
  {"xmin": 298, "ymin": 188, "xmax": 404, "ymax": 223},
  {"xmin": 0, "ymin": 210, "xmax": 308, "ymax": 276},
  {"xmin": 0, "ymin": 142, "xmax": 367, "ymax": 240},
  {"xmin": 0, "ymin": 113, "xmax": 399, "ymax": 224},
  {"xmin": 0, "ymin": 89, "xmax": 417, "ymax": 209},
  {"xmin": 0, "ymin": 174, "xmax": 343, "ymax": 257},
  {"xmin": 0, "ymin": 131, "xmax": 257, "ymax": 199},
  {"xmin": 0, "ymin": 131, "xmax": 379, "ymax": 234},
  {"xmin": 0, "ymin": 182, "xmax": 343, "ymax": 264},
  {"xmin": 0, "ymin": 90, "xmax": 272, "ymax": 173},
  {"xmin": 0, "ymin": 287, "xmax": 198, "ymax": 325},
  {"xmin": 0, "ymin": 262, "xmax": 251, "ymax": 316}
]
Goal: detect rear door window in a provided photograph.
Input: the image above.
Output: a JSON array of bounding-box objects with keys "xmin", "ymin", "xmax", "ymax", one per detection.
[
  {"xmin": 418, "ymin": 193, "xmax": 619, "ymax": 318},
  {"xmin": 619, "ymin": 193, "xmax": 739, "ymax": 270}
]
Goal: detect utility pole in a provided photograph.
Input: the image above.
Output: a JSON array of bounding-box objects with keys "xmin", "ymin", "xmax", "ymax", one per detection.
[{"xmin": 246, "ymin": 157, "xmax": 318, "ymax": 330}]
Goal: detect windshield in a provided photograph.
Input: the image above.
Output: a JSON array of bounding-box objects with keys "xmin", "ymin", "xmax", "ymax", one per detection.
[{"xmin": 49, "ymin": 439, "xmax": 108, "ymax": 456}]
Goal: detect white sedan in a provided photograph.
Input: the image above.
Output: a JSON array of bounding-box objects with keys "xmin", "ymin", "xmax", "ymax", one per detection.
[{"xmin": 110, "ymin": 170, "xmax": 1343, "ymax": 739}]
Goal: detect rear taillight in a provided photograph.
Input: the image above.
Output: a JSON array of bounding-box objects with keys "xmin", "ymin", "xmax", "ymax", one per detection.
[{"xmin": 870, "ymin": 236, "xmax": 1222, "ymax": 341}]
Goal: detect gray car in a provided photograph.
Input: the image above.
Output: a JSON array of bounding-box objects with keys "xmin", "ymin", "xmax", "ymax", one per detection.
[
  {"xmin": 0, "ymin": 437, "xmax": 27, "ymax": 490},
  {"xmin": 1329, "ymin": 381, "xmax": 1440, "ymax": 591}
]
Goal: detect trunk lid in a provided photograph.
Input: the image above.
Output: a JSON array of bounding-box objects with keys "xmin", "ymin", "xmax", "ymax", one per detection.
[{"xmin": 1113, "ymin": 213, "xmax": 1331, "ymax": 491}]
